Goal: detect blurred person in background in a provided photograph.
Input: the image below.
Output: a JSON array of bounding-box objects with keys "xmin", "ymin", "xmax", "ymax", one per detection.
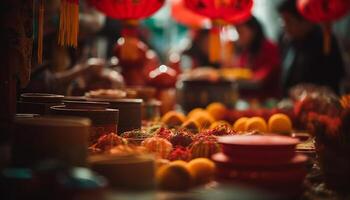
[
  {"xmin": 234, "ymin": 16, "xmax": 281, "ymax": 99},
  {"xmin": 22, "ymin": 0, "xmax": 125, "ymax": 95},
  {"xmin": 278, "ymin": 0, "xmax": 345, "ymax": 95}
]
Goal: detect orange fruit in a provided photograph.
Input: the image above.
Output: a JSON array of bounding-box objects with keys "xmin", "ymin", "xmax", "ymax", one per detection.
[
  {"xmin": 181, "ymin": 120, "xmax": 201, "ymax": 133},
  {"xmin": 161, "ymin": 111, "xmax": 186, "ymax": 127},
  {"xmin": 192, "ymin": 111, "xmax": 215, "ymax": 129},
  {"xmin": 268, "ymin": 113, "xmax": 292, "ymax": 134},
  {"xmin": 187, "ymin": 108, "xmax": 205, "ymax": 119},
  {"xmin": 210, "ymin": 120, "xmax": 231, "ymax": 129},
  {"xmin": 187, "ymin": 158, "xmax": 216, "ymax": 185},
  {"xmin": 245, "ymin": 117, "xmax": 267, "ymax": 132},
  {"xmin": 233, "ymin": 117, "xmax": 249, "ymax": 132},
  {"xmin": 156, "ymin": 161, "xmax": 192, "ymax": 191},
  {"xmin": 156, "ymin": 159, "xmax": 170, "ymax": 170},
  {"xmin": 206, "ymin": 102, "xmax": 227, "ymax": 120},
  {"xmin": 171, "ymin": 160, "xmax": 188, "ymax": 167}
]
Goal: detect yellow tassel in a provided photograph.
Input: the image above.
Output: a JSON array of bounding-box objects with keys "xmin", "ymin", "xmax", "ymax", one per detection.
[
  {"xmin": 209, "ymin": 27, "xmax": 221, "ymax": 63},
  {"xmin": 38, "ymin": 0, "xmax": 44, "ymax": 64},
  {"xmin": 59, "ymin": 0, "xmax": 79, "ymax": 47},
  {"xmin": 222, "ymin": 40, "xmax": 234, "ymax": 67}
]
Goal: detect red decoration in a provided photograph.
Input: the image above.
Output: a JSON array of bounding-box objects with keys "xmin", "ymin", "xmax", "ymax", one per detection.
[
  {"xmin": 184, "ymin": 0, "xmax": 253, "ymax": 63},
  {"xmin": 297, "ymin": 0, "xmax": 350, "ymax": 23},
  {"xmin": 113, "ymin": 37, "xmax": 148, "ymax": 67},
  {"xmin": 171, "ymin": 0, "xmax": 211, "ymax": 28},
  {"xmin": 185, "ymin": 0, "xmax": 253, "ymax": 23},
  {"xmin": 89, "ymin": 0, "xmax": 165, "ymax": 20},
  {"xmin": 89, "ymin": 0, "xmax": 165, "ymax": 61},
  {"xmin": 297, "ymin": 0, "xmax": 350, "ymax": 54},
  {"xmin": 147, "ymin": 65, "xmax": 178, "ymax": 89},
  {"xmin": 223, "ymin": 2, "xmax": 253, "ymax": 24}
]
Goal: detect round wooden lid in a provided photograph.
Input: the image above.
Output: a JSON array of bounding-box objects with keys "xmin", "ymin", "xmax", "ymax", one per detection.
[
  {"xmin": 50, "ymin": 105, "xmax": 119, "ymax": 125},
  {"xmin": 21, "ymin": 93, "xmax": 64, "ymax": 103},
  {"xmin": 15, "ymin": 115, "xmax": 91, "ymax": 128},
  {"xmin": 86, "ymin": 98, "xmax": 143, "ymax": 104},
  {"xmin": 63, "ymin": 100, "xmax": 110, "ymax": 110}
]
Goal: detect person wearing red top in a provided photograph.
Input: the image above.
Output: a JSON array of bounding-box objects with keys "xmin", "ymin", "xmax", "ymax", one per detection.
[{"xmin": 234, "ymin": 16, "xmax": 282, "ymax": 100}]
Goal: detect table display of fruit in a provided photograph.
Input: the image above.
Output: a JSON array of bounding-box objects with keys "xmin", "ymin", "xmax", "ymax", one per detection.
[
  {"xmin": 87, "ymin": 127, "xmax": 228, "ymax": 191},
  {"xmin": 232, "ymin": 113, "xmax": 292, "ymax": 134},
  {"xmin": 86, "ymin": 99, "xmax": 312, "ymax": 193},
  {"xmin": 84, "ymin": 89, "xmax": 350, "ymax": 195},
  {"xmin": 161, "ymin": 102, "xmax": 229, "ymax": 131}
]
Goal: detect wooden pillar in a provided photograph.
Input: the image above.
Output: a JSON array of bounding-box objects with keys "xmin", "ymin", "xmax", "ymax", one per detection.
[{"xmin": 0, "ymin": 0, "xmax": 33, "ymax": 142}]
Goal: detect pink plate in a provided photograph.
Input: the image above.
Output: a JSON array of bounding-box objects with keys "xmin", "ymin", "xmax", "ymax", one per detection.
[
  {"xmin": 218, "ymin": 135, "xmax": 300, "ymax": 159},
  {"xmin": 218, "ymin": 135, "xmax": 300, "ymax": 148}
]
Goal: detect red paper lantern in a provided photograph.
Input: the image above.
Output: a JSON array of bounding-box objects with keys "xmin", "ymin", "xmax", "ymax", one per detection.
[
  {"xmin": 184, "ymin": 0, "xmax": 253, "ymax": 63},
  {"xmin": 171, "ymin": 0, "xmax": 211, "ymax": 28},
  {"xmin": 223, "ymin": 1, "xmax": 253, "ymax": 24},
  {"xmin": 185, "ymin": 0, "xmax": 253, "ymax": 23},
  {"xmin": 297, "ymin": 0, "xmax": 350, "ymax": 54},
  {"xmin": 89, "ymin": 0, "xmax": 165, "ymax": 20},
  {"xmin": 89, "ymin": 0, "xmax": 165, "ymax": 61},
  {"xmin": 297, "ymin": 0, "xmax": 350, "ymax": 23}
]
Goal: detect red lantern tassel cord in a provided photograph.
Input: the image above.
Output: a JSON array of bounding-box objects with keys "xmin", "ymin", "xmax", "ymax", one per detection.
[
  {"xmin": 38, "ymin": 0, "xmax": 44, "ymax": 64},
  {"xmin": 58, "ymin": 0, "xmax": 79, "ymax": 47},
  {"xmin": 322, "ymin": 23, "xmax": 332, "ymax": 55},
  {"xmin": 222, "ymin": 26, "xmax": 235, "ymax": 67},
  {"xmin": 209, "ymin": 21, "xmax": 223, "ymax": 63}
]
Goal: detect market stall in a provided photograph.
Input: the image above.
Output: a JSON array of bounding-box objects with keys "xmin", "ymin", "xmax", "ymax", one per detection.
[{"xmin": 1, "ymin": 0, "xmax": 350, "ymax": 199}]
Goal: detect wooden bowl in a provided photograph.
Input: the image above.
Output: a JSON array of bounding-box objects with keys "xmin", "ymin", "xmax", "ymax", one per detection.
[{"xmin": 89, "ymin": 153, "xmax": 155, "ymax": 190}]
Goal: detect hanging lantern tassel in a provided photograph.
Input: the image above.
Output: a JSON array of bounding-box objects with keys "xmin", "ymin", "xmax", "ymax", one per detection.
[
  {"xmin": 209, "ymin": 25, "xmax": 221, "ymax": 63},
  {"xmin": 38, "ymin": 0, "xmax": 44, "ymax": 64},
  {"xmin": 222, "ymin": 41, "xmax": 234, "ymax": 67},
  {"xmin": 322, "ymin": 23, "xmax": 332, "ymax": 55},
  {"xmin": 222, "ymin": 26, "xmax": 234, "ymax": 67},
  {"xmin": 120, "ymin": 20, "xmax": 140, "ymax": 61},
  {"xmin": 58, "ymin": 0, "xmax": 79, "ymax": 47}
]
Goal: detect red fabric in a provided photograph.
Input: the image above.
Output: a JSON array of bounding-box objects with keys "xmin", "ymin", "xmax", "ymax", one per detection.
[
  {"xmin": 236, "ymin": 40, "xmax": 281, "ymax": 99},
  {"xmin": 297, "ymin": 0, "xmax": 350, "ymax": 23}
]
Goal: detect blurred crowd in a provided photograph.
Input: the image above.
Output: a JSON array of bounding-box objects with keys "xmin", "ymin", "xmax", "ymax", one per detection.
[{"xmin": 22, "ymin": 0, "xmax": 349, "ymax": 101}]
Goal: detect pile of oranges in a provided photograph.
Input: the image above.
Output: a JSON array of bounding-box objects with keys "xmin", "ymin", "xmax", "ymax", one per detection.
[
  {"xmin": 233, "ymin": 113, "xmax": 292, "ymax": 134},
  {"xmin": 161, "ymin": 102, "xmax": 229, "ymax": 132},
  {"xmin": 161, "ymin": 102, "xmax": 293, "ymax": 134}
]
